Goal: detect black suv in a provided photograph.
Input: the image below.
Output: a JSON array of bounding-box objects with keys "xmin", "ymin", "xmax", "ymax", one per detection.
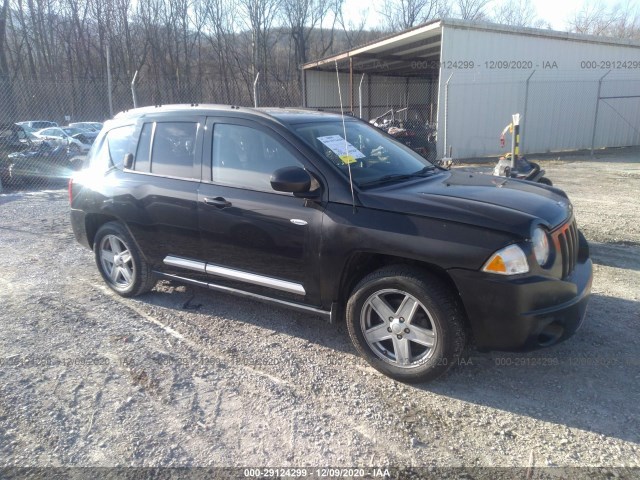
[{"xmin": 70, "ymin": 105, "xmax": 593, "ymax": 383}]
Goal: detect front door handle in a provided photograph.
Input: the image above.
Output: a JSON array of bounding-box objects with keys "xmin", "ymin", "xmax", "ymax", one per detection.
[{"xmin": 203, "ymin": 196, "xmax": 232, "ymax": 208}]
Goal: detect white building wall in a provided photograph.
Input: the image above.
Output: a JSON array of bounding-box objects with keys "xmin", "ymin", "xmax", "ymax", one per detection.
[
  {"xmin": 304, "ymin": 70, "xmax": 351, "ymax": 111},
  {"xmin": 437, "ymin": 25, "xmax": 640, "ymax": 158}
]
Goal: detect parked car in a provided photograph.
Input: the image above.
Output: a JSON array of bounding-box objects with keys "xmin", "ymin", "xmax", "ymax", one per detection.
[
  {"xmin": 69, "ymin": 105, "xmax": 593, "ymax": 383},
  {"xmin": 34, "ymin": 127, "xmax": 97, "ymax": 153},
  {"xmin": 19, "ymin": 125, "xmax": 41, "ymax": 141},
  {"xmin": 17, "ymin": 120, "xmax": 58, "ymax": 129},
  {"xmin": 69, "ymin": 122, "xmax": 104, "ymax": 132},
  {"xmin": 1, "ymin": 123, "xmax": 33, "ymax": 185},
  {"xmin": 0, "ymin": 123, "xmax": 32, "ymax": 152},
  {"xmin": 5, "ymin": 142, "xmax": 79, "ymax": 185}
]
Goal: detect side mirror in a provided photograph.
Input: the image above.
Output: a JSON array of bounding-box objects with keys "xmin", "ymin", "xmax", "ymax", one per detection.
[
  {"xmin": 123, "ymin": 153, "xmax": 134, "ymax": 169},
  {"xmin": 270, "ymin": 166, "xmax": 312, "ymax": 194}
]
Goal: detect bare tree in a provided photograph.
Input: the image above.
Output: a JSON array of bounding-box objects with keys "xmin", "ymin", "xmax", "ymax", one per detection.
[
  {"xmin": 238, "ymin": 0, "xmax": 281, "ymax": 81},
  {"xmin": 201, "ymin": 0, "xmax": 240, "ymax": 100},
  {"xmin": 337, "ymin": 4, "xmax": 370, "ymax": 48},
  {"xmin": 379, "ymin": 0, "xmax": 442, "ymax": 31},
  {"xmin": 568, "ymin": 0, "xmax": 640, "ymax": 39},
  {"xmin": 456, "ymin": 0, "xmax": 492, "ymax": 21},
  {"xmin": 282, "ymin": 0, "xmax": 338, "ymax": 83},
  {"xmin": 0, "ymin": 0, "xmax": 383, "ymax": 116},
  {"xmin": 0, "ymin": 0, "xmax": 16, "ymax": 120},
  {"xmin": 492, "ymin": 0, "xmax": 548, "ymax": 28}
]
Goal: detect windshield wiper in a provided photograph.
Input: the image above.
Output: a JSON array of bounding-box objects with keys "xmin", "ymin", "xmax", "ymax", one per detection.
[
  {"xmin": 410, "ymin": 166, "xmax": 437, "ymax": 177},
  {"xmin": 359, "ymin": 166, "xmax": 437, "ymax": 187}
]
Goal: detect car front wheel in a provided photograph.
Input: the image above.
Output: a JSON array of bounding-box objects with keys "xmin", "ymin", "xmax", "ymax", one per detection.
[
  {"xmin": 94, "ymin": 222, "xmax": 156, "ymax": 297},
  {"xmin": 346, "ymin": 266, "xmax": 466, "ymax": 383}
]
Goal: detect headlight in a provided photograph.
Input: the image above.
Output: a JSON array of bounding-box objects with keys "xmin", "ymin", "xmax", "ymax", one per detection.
[
  {"xmin": 532, "ymin": 227, "xmax": 550, "ymax": 266},
  {"xmin": 482, "ymin": 244, "xmax": 529, "ymax": 275}
]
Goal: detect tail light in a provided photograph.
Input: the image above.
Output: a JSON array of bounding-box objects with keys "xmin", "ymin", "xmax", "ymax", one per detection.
[{"xmin": 68, "ymin": 177, "xmax": 73, "ymax": 204}]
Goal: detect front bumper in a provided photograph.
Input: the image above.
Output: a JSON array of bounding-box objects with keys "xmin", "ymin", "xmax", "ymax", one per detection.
[{"xmin": 448, "ymin": 257, "xmax": 593, "ymax": 351}]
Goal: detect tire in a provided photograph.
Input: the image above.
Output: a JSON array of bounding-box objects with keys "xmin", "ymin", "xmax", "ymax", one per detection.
[
  {"xmin": 346, "ymin": 266, "xmax": 466, "ymax": 383},
  {"xmin": 93, "ymin": 222, "xmax": 156, "ymax": 297},
  {"xmin": 70, "ymin": 158, "xmax": 84, "ymax": 171},
  {"xmin": 538, "ymin": 177, "xmax": 553, "ymax": 186}
]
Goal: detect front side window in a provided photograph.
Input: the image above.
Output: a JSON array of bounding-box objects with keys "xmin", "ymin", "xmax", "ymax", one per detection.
[
  {"xmin": 211, "ymin": 124, "xmax": 302, "ymax": 192},
  {"xmin": 150, "ymin": 122, "xmax": 198, "ymax": 178},
  {"xmin": 292, "ymin": 120, "xmax": 436, "ymax": 188}
]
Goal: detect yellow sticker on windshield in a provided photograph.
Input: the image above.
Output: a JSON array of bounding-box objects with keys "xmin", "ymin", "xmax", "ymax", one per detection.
[{"xmin": 339, "ymin": 155, "xmax": 357, "ymax": 164}]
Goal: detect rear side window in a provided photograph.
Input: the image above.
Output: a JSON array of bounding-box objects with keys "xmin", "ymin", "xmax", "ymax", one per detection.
[{"xmin": 150, "ymin": 122, "xmax": 198, "ymax": 178}]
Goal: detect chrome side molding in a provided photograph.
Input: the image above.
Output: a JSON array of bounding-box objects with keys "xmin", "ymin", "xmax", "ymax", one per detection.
[
  {"xmin": 154, "ymin": 271, "xmax": 329, "ymax": 319},
  {"xmin": 163, "ymin": 256, "xmax": 207, "ymax": 273},
  {"xmin": 205, "ymin": 263, "xmax": 305, "ymax": 295},
  {"xmin": 163, "ymin": 255, "xmax": 305, "ymax": 295}
]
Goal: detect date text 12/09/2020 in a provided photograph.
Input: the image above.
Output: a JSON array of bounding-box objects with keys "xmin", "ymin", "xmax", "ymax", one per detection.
[
  {"xmin": 412, "ymin": 59, "xmax": 640, "ymax": 70},
  {"xmin": 243, "ymin": 468, "xmax": 392, "ymax": 478},
  {"xmin": 410, "ymin": 60, "xmax": 560, "ymax": 69}
]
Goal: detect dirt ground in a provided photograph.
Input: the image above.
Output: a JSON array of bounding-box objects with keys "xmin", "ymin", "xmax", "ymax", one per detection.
[{"xmin": 0, "ymin": 147, "xmax": 638, "ymax": 477}]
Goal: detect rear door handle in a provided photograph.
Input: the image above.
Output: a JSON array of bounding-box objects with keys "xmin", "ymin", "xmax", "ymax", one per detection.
[{"xmin": 203, "ymin": 196, "xmax": 232, "ymax": 208}]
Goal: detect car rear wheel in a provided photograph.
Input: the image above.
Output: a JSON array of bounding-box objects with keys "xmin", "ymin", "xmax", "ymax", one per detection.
[
  {"xmin": 346, "ymin": 266, "xmax": 466, "ymax": 383},
  {"xmin": 94, "ymin": 222, "xmax": 156, "ymax": 297},
  {"xmin": 539, "ymin": 177, "xmax": 553, "ymax": 186}
]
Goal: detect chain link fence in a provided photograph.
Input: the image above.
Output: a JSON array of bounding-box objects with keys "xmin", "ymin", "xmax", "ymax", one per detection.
[
  {"xmin": 0, "ymin": 76, "xmax": 301, "ymax": 193},
  {"xmin": 302, "ymin": 60, "xmax": 440, "ymax": 163},
  {"xmin": 442, "ymin": 73, "xmax": 640, "ymax": 159},
  {"xmin": 3, "ymin": 69, "xmax": 639, "ymax": 193},
  {"xmin": 302, "ymin": 66, "xmax": 640, "ymax": 161}
]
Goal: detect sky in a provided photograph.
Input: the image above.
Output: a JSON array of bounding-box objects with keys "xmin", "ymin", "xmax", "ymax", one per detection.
[{"xmin": 342, "ymin": 0, "xmax": 627, "ymax": 31}]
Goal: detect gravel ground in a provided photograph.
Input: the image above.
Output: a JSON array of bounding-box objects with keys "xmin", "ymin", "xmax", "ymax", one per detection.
[{"xmin": 0, "ymin": 148, "xmax": 638, "ymax": 476}]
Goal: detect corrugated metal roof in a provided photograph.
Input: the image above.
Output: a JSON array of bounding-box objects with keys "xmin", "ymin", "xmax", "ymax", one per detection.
[{"xmin": 303, "ymin": 18, "xmax": 640, "ymax": 74}]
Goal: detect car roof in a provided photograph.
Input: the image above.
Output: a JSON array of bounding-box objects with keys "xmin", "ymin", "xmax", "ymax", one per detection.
[{"xmin": 113, "ymin": 104, "xmax": 353, "ymax": 126}]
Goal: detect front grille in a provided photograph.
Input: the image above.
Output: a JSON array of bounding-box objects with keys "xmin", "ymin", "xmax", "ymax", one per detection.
[{"xmin": 554, "ymin": 218, "xmax": 579, "ymax": 278}]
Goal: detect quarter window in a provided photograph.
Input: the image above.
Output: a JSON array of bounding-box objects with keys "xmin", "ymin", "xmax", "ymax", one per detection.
[
  {"xmin": 107, "ymin": 125, "xmax": 136, "ymax": 169},
  {"xmin": 211, "ymin": 124, "xmax": 302, "ymax": 192},
  {"xmin": 88, "ymin": 124, "xmax": 136, "ymax": 171}
]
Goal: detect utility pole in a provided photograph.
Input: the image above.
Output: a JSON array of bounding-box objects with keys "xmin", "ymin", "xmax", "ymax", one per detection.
[{"xmin": 106, "ymin": 43, "xmax": 114, "ymax": 117}]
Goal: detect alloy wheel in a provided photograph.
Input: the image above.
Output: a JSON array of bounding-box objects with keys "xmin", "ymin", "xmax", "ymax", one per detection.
[
  {"xmin": 99, "ymin": 234, "xmax": 135, "ymax": 289},
  {"xmin": 360, "ymin": 288, "xmax": 438, "ymax": 368}
]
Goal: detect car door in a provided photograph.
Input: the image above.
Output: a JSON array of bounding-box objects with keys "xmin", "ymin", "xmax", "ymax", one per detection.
[
  {"xmin": 197, "ymin": 117, "xmax": 325, "ymax": 305},
  {"xmin": 98, "ymin": 117, "xmax": 205, "ymax": 270},
  {"xmin": 51, "ymin": 128, "xmax": 67, "ymax": 146}
]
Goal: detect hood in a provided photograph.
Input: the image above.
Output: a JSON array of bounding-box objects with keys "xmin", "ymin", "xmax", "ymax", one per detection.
[{"xmin": 358, "ymin": 170, "xmax": 571, "ymax": 236}]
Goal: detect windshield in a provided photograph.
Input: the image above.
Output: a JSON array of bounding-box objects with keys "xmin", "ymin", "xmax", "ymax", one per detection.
[{"xmin": 292, "ymin": 120, "xmax": 436, "ymax": 188}]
